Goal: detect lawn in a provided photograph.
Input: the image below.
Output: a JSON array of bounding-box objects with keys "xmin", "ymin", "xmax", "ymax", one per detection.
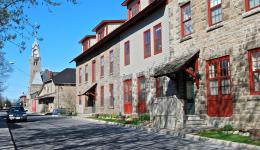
[
  {"xmin": 92, "ymin": 117, "xmax": 141, "ymax": 125},
  {"xmin": 198, "ymin": 130, "xmax": 260, "ymax": 146}
]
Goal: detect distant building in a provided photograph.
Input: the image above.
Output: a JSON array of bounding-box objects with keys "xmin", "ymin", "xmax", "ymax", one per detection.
[{"xmin": 38, "ymin": 68, "xmax": 76, "ymax": 113}]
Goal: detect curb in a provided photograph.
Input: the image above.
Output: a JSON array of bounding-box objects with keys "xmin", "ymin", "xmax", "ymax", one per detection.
[{"xmin": 71, "ymin": 116, "xmax": 260, "ymax": 150}]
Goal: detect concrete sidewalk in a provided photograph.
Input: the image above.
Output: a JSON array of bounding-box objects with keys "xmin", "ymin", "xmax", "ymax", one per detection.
[{"xmin": 0, "ymin": 118, "xmax": 15, "ymax": 150}]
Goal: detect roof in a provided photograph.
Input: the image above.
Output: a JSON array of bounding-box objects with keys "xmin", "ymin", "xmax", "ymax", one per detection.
[
  {"xmin": 79, "ymin": 35, "xmax": 96, "ymax": 44},
  {"xmin": 31, "ymin": 72, "xmax": 43, "ymax": 85},
  {"xmin": 78, "ymin": 83, "xmax": 97, "ymax": 96},
  {"xmin": 153, "ymin": 50, "xmax": 200, "ymax": 78},
  {"xmin": 92, "ymin": 20, "xmax": 126, "ymax": 32},
  {"xmin": 121, "ymin": 0, "xmax": 135, "ymax": 6},
  {"xmin": 52, "ymin": 68, "xmax": 76, "ymax": 85},
  {"xmin": 71, "ymin": 0, "xmax": 167, "ymax": 63}
]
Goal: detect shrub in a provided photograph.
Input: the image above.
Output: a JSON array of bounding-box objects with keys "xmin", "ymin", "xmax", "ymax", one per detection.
[
  {"xmin": 139, "ymin": 114, "xmax": 150, "ymax": 121},
  {"xmin": 223, "ymin": 124, "xmax": 233, "ymax": 131}
]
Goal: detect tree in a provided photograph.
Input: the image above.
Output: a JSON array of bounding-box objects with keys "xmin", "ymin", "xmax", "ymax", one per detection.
[
  {"xmin": 0, "ymin": 50, "xmax": 12, "ymax": 94},
  {"xmin": 0, "ymin": 0, "xmax": 77, "ymax": 52}
]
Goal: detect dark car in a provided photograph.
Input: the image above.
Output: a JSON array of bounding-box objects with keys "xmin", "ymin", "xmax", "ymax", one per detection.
[{"xmin": 7, "ymin": 106, "xmax": 27, "ymax": 122}]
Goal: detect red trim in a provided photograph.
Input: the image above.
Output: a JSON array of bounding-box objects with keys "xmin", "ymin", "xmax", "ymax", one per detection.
[
  {"xmin": 79, "ymin": 35, "xmax": 96, "ymax": 44},
  {"xmin": 245, "ymin": 0, "xmax": 260, "ymax": 11},
  {"xmin": 143, "ymin": 29, "xmax": 151, "ymax": 59},
  {"xmin": 128, "ymin": 0, "xmax": 140, "ymax": 19},
  {"xmin": 92, "ymin": 60, "xmax": 96, "ymax": 82},
  {"xmin": 208, "ymin": 0, "xmax": 222, "ymax": 26},
  {"xmin": 153, "ymin": 23, "xmax": 162, "ymax": 55},
  {"xmin": 248, "ymin": 48, "xmax": 260, "ymax": 95},
  {"xmin": 124, "ymin": 41, "xmax": 130, "ymax": 66},
  {"xmin": 137, "ymin": 76, "xmax": 146, "ymax": 113},
  {"xmin": 180, "ymin": 2, "xmax": 191, "ymax": 38},
  {"xmin": 92, "ymin": 20, "xmax": 126, "ymax": 32},
  {"xmin": 124, "ymin": 79, "xmax": 132, "ymax": 114}
]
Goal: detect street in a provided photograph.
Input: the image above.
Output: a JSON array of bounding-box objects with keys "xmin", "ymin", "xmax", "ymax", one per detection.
[{"xmin": 7, "ymin": 116, "xmax": 237, "ymax": 150}]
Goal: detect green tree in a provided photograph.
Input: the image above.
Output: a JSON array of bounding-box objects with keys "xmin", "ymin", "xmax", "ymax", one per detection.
[{"xmin": 0, "ymin": 0, "xmax": 77, "ymax": 52}]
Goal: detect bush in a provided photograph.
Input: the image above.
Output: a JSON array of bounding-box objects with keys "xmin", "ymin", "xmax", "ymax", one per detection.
[
  {"xmin": 223, "ymin": 124, "xmax": 233, "ymax": 131},
  {"xmin": 139, "ymin": 114, "xmax": 150, "ymax": 121}
]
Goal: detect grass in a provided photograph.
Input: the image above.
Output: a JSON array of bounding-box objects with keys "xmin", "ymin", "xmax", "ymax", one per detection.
[
  {"xmin": 89, "ymin": 117, "xmax": 142, "ymax": 126},
  {"xmin": 198, "ymin": 130, "xmax": 260, "ymax": 146}
]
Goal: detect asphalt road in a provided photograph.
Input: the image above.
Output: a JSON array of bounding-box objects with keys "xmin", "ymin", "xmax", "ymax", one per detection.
[{"xmin": 8, "ymin": 116, "xmax": 237, "ymax": 150}]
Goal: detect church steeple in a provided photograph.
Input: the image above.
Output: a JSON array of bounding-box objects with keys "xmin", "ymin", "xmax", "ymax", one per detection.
[{"xmin": 29, "ymin": 39, "xmax": 41, "ymax": 87}]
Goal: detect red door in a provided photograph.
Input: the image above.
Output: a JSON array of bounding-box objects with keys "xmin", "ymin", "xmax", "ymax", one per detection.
[
  {"xmin": 206, "ymin": 56, "xmax": 232, "ymax": 117},
  {"xmin": 124, "ymin": 79, "xmax": 132, "ymax": 114},
  {"xmin": 137, "ymin": 76, "xmax": 146, "ymax": 113},
  {"xmin": 32, "ymin": 96, "xmax": 36, "ymax": 113}
]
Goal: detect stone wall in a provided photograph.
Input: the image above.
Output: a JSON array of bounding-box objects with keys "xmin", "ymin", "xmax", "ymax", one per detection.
[{"xmin": 168, "ymin": 0, "xmax": 260, "ymax": 129}]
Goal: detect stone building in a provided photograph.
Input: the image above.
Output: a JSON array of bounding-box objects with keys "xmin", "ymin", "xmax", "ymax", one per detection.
[
  {"xmin": 38, "ymin": 68, "xmax": 76, "ymax": 113},
  {"xmin": 73, "ymin": 20, "xmax": 125, "ymax": 115},
  {"xmin": 154, "ymin": 0, "xmax": 260, "ymax": 129}
]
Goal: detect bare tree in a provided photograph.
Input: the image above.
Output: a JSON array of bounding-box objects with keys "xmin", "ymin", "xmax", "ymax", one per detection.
[{"xmin": 0, "ymin": 50, "xmax": 12, "ymax": 93}]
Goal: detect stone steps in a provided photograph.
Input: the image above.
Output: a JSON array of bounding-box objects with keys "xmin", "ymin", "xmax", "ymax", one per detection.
[{"xmin": 185, "ymin": 115, "xmax": 207, "ymax": 128}]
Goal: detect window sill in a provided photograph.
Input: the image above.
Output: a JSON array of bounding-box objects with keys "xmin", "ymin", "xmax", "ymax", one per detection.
[
  {"xmin": 242, "ymin": 7, "xmax": 260, "ymax": 18},
  {"xmin": 206, "ymin": 23, "xmax": 224, "ymax": 32},
  {"xmin": 180, "ymin": 35, "xmax": 192, "ymax": 43}
]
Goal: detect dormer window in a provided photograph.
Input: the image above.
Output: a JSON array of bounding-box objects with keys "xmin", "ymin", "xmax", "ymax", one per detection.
[
  {"xmin": 98, "ymin": 28, "xmax": 105, "ymax": 41},
  {"xmin": 128, "ymin": 0, "xmax": 140, "ymax": 19},
  {"xmin": 83, "ymin": 40, "xmax": 90, "ymax": 52}
]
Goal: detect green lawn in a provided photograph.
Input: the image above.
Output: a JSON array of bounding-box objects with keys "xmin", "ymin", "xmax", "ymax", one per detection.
[
  {"xmin": 198, "ymin": 130, "xmax": 260, "ymax": 146},
  {"xmin": 88, "ymin": 117, "xmax": 141, "ymax": 126}
]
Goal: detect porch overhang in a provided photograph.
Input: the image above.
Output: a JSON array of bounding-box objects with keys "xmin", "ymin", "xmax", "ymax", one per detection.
[
  {"xmin": 153, "ymin": 50, "xmax": 200, "ymax": 78},
  {"xmin": 78, "ymin": 83, "xmax": 97, "ymax": 96}
]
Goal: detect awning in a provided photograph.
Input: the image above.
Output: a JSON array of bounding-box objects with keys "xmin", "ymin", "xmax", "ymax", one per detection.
[
  {"xmin": 78, "ymin": 83, "xmax": 97, "ymax": 96},
  {"xmin": 153, "ymin": 50, "xmax": 199, "ymax": 78}
]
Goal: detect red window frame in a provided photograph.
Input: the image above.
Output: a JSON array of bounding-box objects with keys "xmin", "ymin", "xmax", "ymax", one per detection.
[
  {"xmin": 248, "ymin": 48, "xmax": 260, "ymax": 95},
  {"xmin": 92, "ymin": 60, "xmax": 96, "ymax": 82},
  {"xmin": 124, "ymin": 41, "xmax": 130, "ymax": 66},
  {"xmin": 208, "ymin": 0, "xmax": 222, "ymax": 26},
  {"xmin": 98, "ymin": 28, "xmax": 105, "ymax": 41},
  {"xmin": 79, "ymin": 67, "xmax": 82, "ymax": 84},
  {"xmin": 100, "ymin": 56, "xmax": 104, "ymax": 78},
  {"xmin": 100, "ymin": 86, "xmax": 104, "ymax": 107},
  {"xmin": 137, "ymin": 76, "xmax": 146, "ymax": 113},
  {"xmin": 109, "ymin": 84, "xmax": 114, "ymax": 108},
  {"xmin": 153, "ymin": 23, "xmax": 162, "ymax": 55},
  {"xmin": 109, "ymin": 50, "xmax": 114, "ymax": 74},
  {"xmin": 155, "ymin": 78, "xmax": 164, "ymax": 97},
  {"xmin": 83, "ymin": 40, "xmax": 90, "ymax": 52},
  {"xmin": 206, "ymin": 56, "xmax": 232, "ymax": 117},
  {"xmin": 143, "ymin": 29, "xmax": 151, "ymax": 59},
  {"xmin": 124, "ymin": 79, "xmax": 132, "ymax": 114},
  {"xmin": 245, "ymin": 0, "xmax": 260, "ymax": 11},
  {"xmin": 180, "ymin": 2, "xmax": 192, "ymax": 37},
  {"xmin": 85, "ymin": 64, "xmax": 88, "ymax": 82},
  {"xmin": 128, "ymin": 0, "xmax": 140, "ymax": 19}
]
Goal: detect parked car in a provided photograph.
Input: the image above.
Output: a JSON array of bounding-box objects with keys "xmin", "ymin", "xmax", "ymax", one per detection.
[{"xmin": 7, "ymin": 106, "xmax": 27, "ymax": 122}]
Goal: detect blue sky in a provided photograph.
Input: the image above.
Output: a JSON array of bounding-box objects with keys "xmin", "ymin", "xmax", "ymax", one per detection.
[{"xmin": 2, "ymin": 0, "xmax": 126, "ymax": 100}]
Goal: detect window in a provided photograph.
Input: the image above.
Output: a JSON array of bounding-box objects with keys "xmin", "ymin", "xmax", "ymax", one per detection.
[
  {"xmin": 109, "ymin": 50, "xmax": 114, "ymax": 74},
  {"xmin": 138, "ymin": 76, "xmax": 146, "ymax": 102},
  {"xmin": 208, "ymin": 0, "xmax": 222, "ymax": 26},
  {"xmin": 109, "ymin": 84, "xmax": 114, "ymax": 108},
  {"xmin": 143, "ymin": 29, "xmax": 151, "ymax": 58},
  {"xmin": 246, "ymin": 0, "xmax": 260, "ymax": 11},
  {"xmin": 98, "ymin": 28, "xmax": 105, "ymax": 41},
  {"xmin": 85, "ymin": 96, "xmax": 88, "ymax": 107},
  {"xmin": 124, "ymin": 79, "xmax": 132, "ymax": 114},
  {"xmin": 100, "ymin": 86, "xmax": 104, "ymax": 107},
  {"xmin": 124, "ymin": 41, "xmax": 130, "ymax": 66},
  {"xmin": 154, "ymin": 23, "xmax": 162, "ymax": 55},
  {"xmin": 248, "ymin": 48, "xmax": 260, "ymax": 95},
  {"xmin": 79, "ymin": 68, "xmax": 83, "ymax": 84},
  {"xmin": 181, "ymin": 2, "xmax": 192, "ymax": 37},
  {"xmin": 85, "ymin": 64, "xmax": 88, "ymax": 82},
  {"xmin": 100, "ymin": 56, "xmax": 104, "ymax": 78},
  {"xmin": 128, "ymin": 0, "xmax": 140, "ymax": 19},
  {"xmin": 206, "ymin": 56, "xmax": 232, "ymax": 117},
  {"xmin": 83, "ymin": 41, "xmax": 89, "ymax": 52},
  {"xmin": 92, "ymin": 60, "xmax": 96, "ymax": 82},
  {"xmin": 79, "ymin": 96, "xmax": 82, "ymax": 105},
  {"xmin": 155, "ymin": 78, "xmax": 164, "ymax": 97}
]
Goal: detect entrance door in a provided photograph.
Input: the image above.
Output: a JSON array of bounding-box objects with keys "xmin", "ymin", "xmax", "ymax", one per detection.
[
  {"xmin": 206, "ymin": 56, "xmax": 232, "ymax": 117},
  {"xmin": 185, "ymin": 79, "xmax": 195, "ymax": 115},
  {"xmin": 137, "ymin": 76, "xmax": 146, "ymax": 114},
  {"xmin": 124, "ymin": 79, "xmax": 132, "ymax": 114}
]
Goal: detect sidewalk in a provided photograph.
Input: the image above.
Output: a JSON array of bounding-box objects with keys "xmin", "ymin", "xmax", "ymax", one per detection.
[
  {"xmin": 0, "ymin": 118, "xmax": 15, "ymax": 150},
  {"xmin": 72, "ymin": 116, "xmax": 260, "ymax": 150}
]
